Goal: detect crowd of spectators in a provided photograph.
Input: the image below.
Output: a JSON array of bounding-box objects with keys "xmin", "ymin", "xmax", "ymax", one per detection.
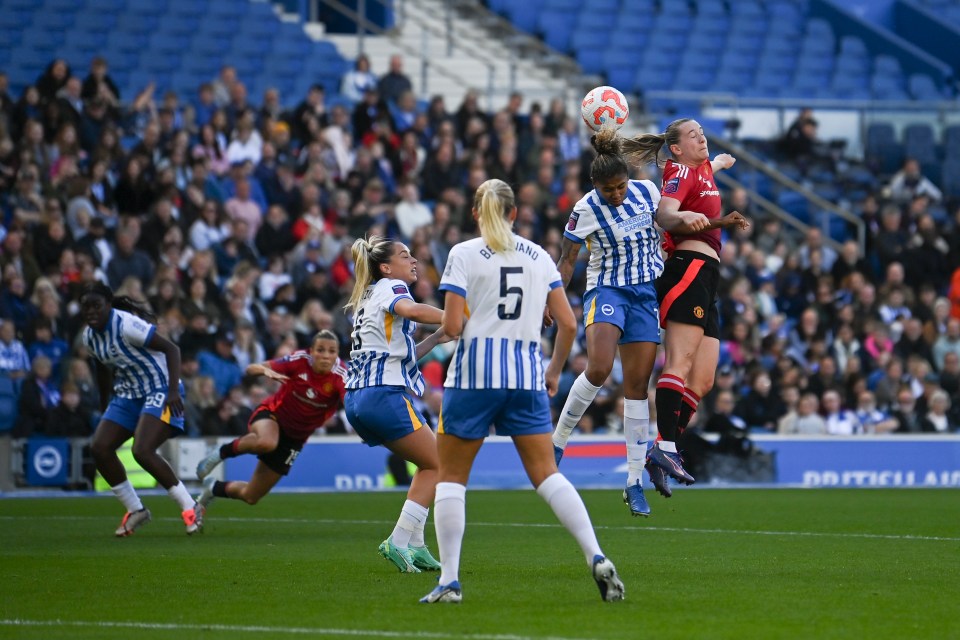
[{"xmin": 0, "ymin": 54, "xmax": 958, "ymax": 447}]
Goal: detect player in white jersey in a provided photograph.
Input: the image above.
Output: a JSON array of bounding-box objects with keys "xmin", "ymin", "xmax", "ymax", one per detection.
[
  {"xmin": 79, "ymin": 282, "xmax": 201, "ymax": 537},
  {"xmin": 344, "ymin": 236, "xmax": 449, "ymax": 574},
  {"xmin": 421, "ymin": 178, "xmax": 624, "ymax": 605},
  {"xmin": 551, "ymin": 127, "xmax": 664, "ymax": 518}
]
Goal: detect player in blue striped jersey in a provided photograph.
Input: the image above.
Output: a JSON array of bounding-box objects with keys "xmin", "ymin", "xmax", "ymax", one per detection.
[
  {"xmin": 80, "ymin": 282, "xmax": 201, "ymax": 537},
  {"xmin": 421, "ymin": 178, "xmax": 623, "ymax": 604},
  {"xmin": 551, "ymin": 127, "xmax": 664, "ymax": 517},
  {"xmin": 344, "ymin": 236, "xmax": 449, "ymax": 574}
]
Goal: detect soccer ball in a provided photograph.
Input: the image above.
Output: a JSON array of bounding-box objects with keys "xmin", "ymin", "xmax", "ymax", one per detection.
[{"xmin": 580, "ymin": 86, "xmax": 629, "ymax": 132}]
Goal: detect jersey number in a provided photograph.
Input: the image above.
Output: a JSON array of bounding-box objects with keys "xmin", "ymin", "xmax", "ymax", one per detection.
[
  {"xmin": 498, "ymin": 267, "xmax": 524, "ymax": 320},
  {"xmin": 351, "ymin": 308, "xmax": 365, "ymax": 351}
]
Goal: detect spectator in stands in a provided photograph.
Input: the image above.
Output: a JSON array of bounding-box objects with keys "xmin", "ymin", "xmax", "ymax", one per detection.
[
  {"xmin": 13, "ymin": 354, "xmax": 59, "ymax": 437},
  {"xmin": 197, "ymin": 328, "xmax": 244, "ymax": 398},
  {"xmin": 341, "ymin": 54, "xmax": 379, "ymax": 103},
  {"xmin": 892, "ymin": 387, "xmax": 924, "ymax": 433},
  {"xmin": 378, "ymin": 54, "xmax": 413, "ymax": 105},
  {"xmin": 885, "ymin": 157, "xmax": 942, "ymax": 204},
  {"xmin": 778, "ymin": 108, "xmax": 831, "ymax": 173},
  {"xmin": 81, "ymin": 57, "xmax": 120, "ymax": 107},
  {"xmin": 42, "ymin": 381, "xmax": 92, "ymax": 437},
  {"xmin": 394, "ymin": 179, "xmax": 433, "ymax": 242},
  {"xmin": 0, "ymin": 318, "xmax": 29, "ymax": 381},
  {"xmin": 224, "ymin": 178, "xmax": 263, "ymax": 243},
  {"xmin": 0, "ymin": 270, "xmax": 38, "ymax": 335},
  {"xmin": 106, "ymin": 221, "xmax": 154, "ymax": 290},
  {"xmin": 895, "ymin": 317, "xmax": 934, "ymax": 368},
  {"xmin": 779, "ymin": 391, "xmax": 824, "ymax": 435},
  {"xmin": 854, "ymin": 390, "xmax": 898, "ymax": 434},
  {"xmin": 822, "ymin": 389, "xmax": 861, "ymax": 435},
  {"xmin": 226, "ymin": 111, "xmax": 263, "ymax": 166},
  {"xmin": 26, "ymin": 318, "xmax": 68, "ymax": 384},
  {"xmin": 933, "ymin": 318, "xmax": 960, "ymax": 372},
  {"xmin": 921, "ymin": 389, "xmax": 955, "ymax": 433},
  {"xmin": 211, "ymin": 65, "xmax": 237, "ymax": 108},
  {"xmin": 734, "ymin": 370, "xmax": 783, "ymax": 432},
  {"xmin": 36, "ymin": 59, "xmax": 71, "ymax": 106},
  {"xmin": 702, "ymin": 389, "xmax": 748, "ymax": 435}
]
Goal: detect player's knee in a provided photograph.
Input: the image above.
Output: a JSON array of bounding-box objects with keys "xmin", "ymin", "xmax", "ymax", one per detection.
[
  {"xmin": 585, "ymin": 364, "xmax": 612, "ymax": 386},
  {"xmin": 89, "ymin": 439, "xmax": 113, "ymax": 462},
  {"xmin": 241, "ymin": 492, "xmax": 261, "ymax": 505},
  {"xmin": 130, "ymin": 443, "xmax": 156, "ymax": 467},
  {"xmin": 251, "ymin": 436, "xmax": 278, "ymax": 454}
]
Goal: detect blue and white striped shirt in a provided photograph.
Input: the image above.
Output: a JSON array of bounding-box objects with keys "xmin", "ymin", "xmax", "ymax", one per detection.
[
  {"xmin": 439, "ymin": 235, "xmax": 560, "ymax": 391},
  {"xmin": 82, "ymin": 309, "xmax": 171, "ymax": 399},
  {"xmin": 346, "ymin": 278, "xmax": 425, "ymax": 396},
  {"xmin": 563, "ymin": 179, "xmax": 664, "ymax": 291}
]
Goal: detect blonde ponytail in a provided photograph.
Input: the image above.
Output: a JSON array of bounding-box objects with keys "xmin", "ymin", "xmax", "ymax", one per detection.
[
  {"xmin": 474, "ymin": 178, "xmax": 515, "ymax": 253},
  {"xmin": 344, "ymin": 235, "xmax": 394, "ymax": 312}
]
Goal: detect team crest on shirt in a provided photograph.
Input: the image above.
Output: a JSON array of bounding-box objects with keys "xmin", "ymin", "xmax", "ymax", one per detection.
[
  {"xmin": 323, "ymin": 382, "xmax": 333, "ymax": 394},
  {"xmin": 392, "ymin": 284, "xmax": 408, "ymax": 295},
  {"xmin": 567, "ymin": 211, "xmax": 580, "ymax": 231},
  {"xmin": 693, "ymin": 306, "xmax": 704, "ymax": 319},
  {"xmin": 664, "ymin": 178, "xmax": 680, "ymax": 194}
]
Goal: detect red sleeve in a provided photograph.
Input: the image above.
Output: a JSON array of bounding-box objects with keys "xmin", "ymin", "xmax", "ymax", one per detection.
[
  {"xmin": 660, "ymin": 160, "xmax": 694, "ymax": 203},
  {"xmin": 268, "ymin": 356, "xmax": 298, "ymax": 377}
]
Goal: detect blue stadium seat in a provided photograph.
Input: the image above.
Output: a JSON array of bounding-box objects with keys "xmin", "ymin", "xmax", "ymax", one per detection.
[
  {"xmin": 608, "ymin": 29, "xmax": 647, "ymax": 54},
  {"xmin": 581, "ymin": 0, "xmax": 619, "ymax": 11},
  {"xmin": 873, "ymin": 54, "xmax": 902, "ymax": 77},
  {"xmin": 576, "ymin": 50, "xmax": 605, "ymax": 75},
  {"xmin": 506, "ymin": 2, "xmax": 543, "ymax": 33},
  {"xmin": 0, "ymin": 374, "xmax": 20, "ymax": 433},
  {"xmin": 570, "ymin": 30, "xmax": 609, "ymax": 54},
  {"xmin": 4, "ymin": 0, "xmax": 42, "ymax": 10},
  {"xmin": 942, "ymin": 158, "xmax": 960, "ymax": 198},
  {"xmin": 19, "ymin": 27, "xmax": 58, "ymax": 52},
  {"xmin": 74, "ymin": 12, "xmax": 117, "ymax": 33},
  {"xmin": 86, "ymin": 0, "xmax": 127, "ymax": 12},
  {"xmin": 907, "ymin": 74, "xmax": 944, "ymax": 101},
  {"xmin": 865, "ymin": 122, "xmax": 904, "ymax": 175},
  {"xmin": 838, "ymin": 35, "xmax": 868, "ymax": 60},
  {"xmin": 942, "ymin": 125, "xmax": 960, "ymax": 156},
  {"xmin": 777, "ymin": 191, "xmax": 810, "ymax": 224}
]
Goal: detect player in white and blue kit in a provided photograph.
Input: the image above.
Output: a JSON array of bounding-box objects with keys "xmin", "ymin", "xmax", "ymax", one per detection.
[
  {"xmin": 421, "ymin": 178, "xmax": 624, "ymax": 604},
  {"xmin": 80, "ymin": 282, "xmax": 201, "ymax": 537},
  {"xmin": 344, "ymin": 236, "xmax": 448, "ymax": 575},
  {"xmin": 551, "ymin": 127, "xmax": 664, "ymax": 517}
]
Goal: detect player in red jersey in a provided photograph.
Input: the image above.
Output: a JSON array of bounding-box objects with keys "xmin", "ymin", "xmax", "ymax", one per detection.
[
  {"xmin": 621, "ymin": 119, "xmax": 749, "ymax": 495},
  {"xmin": 193, "ymin": 330, "xmax": 346, "ymax": 514}
]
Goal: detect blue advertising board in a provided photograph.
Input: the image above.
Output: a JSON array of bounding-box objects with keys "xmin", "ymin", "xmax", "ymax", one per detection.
[
  {"xmin": 225, "ymin": 435, "xmax": 960, "ymax": 491},
  {"xmin": 25, "ymin": 438, "xmax": 70, "ymax": 486}
]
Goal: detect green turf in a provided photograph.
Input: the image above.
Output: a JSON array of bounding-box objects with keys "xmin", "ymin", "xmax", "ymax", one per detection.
[{"xmin": 1, "ymin": 489, "xmax": 958, "ymax": 640}]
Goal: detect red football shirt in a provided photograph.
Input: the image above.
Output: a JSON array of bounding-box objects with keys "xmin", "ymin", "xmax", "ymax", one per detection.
[
  {"xmin": 260, "ymin": 351, "xmax": 347, "ymax": 439},
  {"xmin": 660, "ymin": 159, "xmax": 723, "ymax": 254}
]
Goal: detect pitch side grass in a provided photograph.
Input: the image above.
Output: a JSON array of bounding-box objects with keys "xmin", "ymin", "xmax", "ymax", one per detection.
[{"xmin": 1, "ymin": 489, "xmax": 957, "ymax": 640}]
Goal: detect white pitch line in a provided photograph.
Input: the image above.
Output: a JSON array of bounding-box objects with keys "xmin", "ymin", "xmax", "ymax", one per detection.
[
  {"xmin": 0, "ymin": 619, "xmax": 597, "ymax": 640},
  {"xmin": 0, "ymin": 515, "xmax": 957, "ymax": 542}
]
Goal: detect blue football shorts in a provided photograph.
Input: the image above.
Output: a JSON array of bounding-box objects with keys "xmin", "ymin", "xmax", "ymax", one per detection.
[
  {"xmin": 102, "ymin": 382, "xmax": 186, "ymax": 432},
  {"xmin": 582, "ymin": 282, "xmax": 661, "ymax": 345},
  {"xmin": 439, "ymin": 388, "xmax": 552, "ymax": 440},
  {"xmin": 344, "ymin": 386, "xmax": 428, "ymax": 447}
]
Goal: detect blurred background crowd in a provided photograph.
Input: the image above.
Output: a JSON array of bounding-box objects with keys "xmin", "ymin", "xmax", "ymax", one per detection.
[{"xmin": 1, "ymin": 50, "xmax": 959, "ymax": 445}]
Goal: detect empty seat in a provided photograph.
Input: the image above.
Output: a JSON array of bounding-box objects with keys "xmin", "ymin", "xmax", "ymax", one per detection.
[{"xmin": 908, "ymin": 73, "xmax": 944, "ymax": 101}]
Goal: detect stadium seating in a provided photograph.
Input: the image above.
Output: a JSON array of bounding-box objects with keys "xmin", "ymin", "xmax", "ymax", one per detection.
[
  {"xmin": 485, "ymin": 0, "xmax": 953, "ymax": 105},
  {"xmin": 1, "ymin": 0, "xmax": 350, "ymax": 105}
]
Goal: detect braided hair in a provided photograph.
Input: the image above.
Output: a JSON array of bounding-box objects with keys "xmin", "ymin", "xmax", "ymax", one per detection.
[{"xmin": 80, "ymin": 281, "xmax": 157, "ymax": 324}]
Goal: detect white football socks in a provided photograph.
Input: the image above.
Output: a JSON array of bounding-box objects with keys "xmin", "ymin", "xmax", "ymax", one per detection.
[
  {"xmin": 434, "ymin": 482, "xmax": 467, "ymax": 586},
  {"xmin": 553, "ymin": 373, "xmax": 602, "ymax": 449},
  {"xmin": 168, "ymin": 481, "xmax": 195, "ymax": 511},
  {"xmin": 624, "ymin": 398, "xmax": 650, "ymax": 486},
  {"xmin": 111, "ymin": 480, "xmax": 144, "ymax": 513},
  {"xmin": 392, "ymin": 499, "xmax": 429, "ymax": 548},
  {"xmin": 536, "ymin": 473, "xmax": 602, "ymax": 565}
]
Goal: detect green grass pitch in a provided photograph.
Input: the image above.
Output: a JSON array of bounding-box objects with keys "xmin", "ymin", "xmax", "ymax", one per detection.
[{"xmin": 1, "ymin": 488, "xmax": 958, "ymax": 640}]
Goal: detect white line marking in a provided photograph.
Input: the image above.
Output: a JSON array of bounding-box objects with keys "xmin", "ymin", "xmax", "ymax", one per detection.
[
  {"xmin": 0, "ymin": 515, "xmax": 957, "ymax": 542},
  {"xmin": 0, "ymin": 619, "xmax": 596, "ymax": 640}
]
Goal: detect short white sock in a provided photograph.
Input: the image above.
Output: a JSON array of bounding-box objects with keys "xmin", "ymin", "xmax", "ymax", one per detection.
[
  {"xmin": 111, "ymin": 480, "xmax": 143, "ymax": 513},
  {"xmin": 392, "ymin": 499, "xmax": 428, "ymax": 548},
  {"xmin": 434, "ymin": 482, "xmax": 467, "ymax": 586},
  {"xmin": 658, "ymin": 440, "xmax": 677, "ymax": 453},
  {"xmin": 553, "ymin": 373, "xmax": 602, "ymax": 449},
  {"xmin": 168, "ymin": 481, "xmax": 195, "ymax": 511},
  {"xmin": 536, "ymin": 473, "xmax": 602, "ymax": 565},
  {"xmin": 624, "ymin": 398, "xmax": 650, "ymax": 486}
]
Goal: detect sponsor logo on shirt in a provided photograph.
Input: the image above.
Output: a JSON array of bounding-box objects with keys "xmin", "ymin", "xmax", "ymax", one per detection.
[
  {"xmin": 392, "ymin": 284, "xmax": 408, "ymax": 295},
  {"xmin": 664, "ymin": 178, "xmax": 680, "ymax": 194},
  {"xmin": 567, "ymin": 211, "xmax": 580, "ymax": 231}
]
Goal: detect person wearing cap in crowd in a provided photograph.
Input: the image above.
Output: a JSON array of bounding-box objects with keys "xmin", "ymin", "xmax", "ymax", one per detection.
[{"xmin": 197, "ymin": 328, "xmax": 244, "ymax": 397}]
